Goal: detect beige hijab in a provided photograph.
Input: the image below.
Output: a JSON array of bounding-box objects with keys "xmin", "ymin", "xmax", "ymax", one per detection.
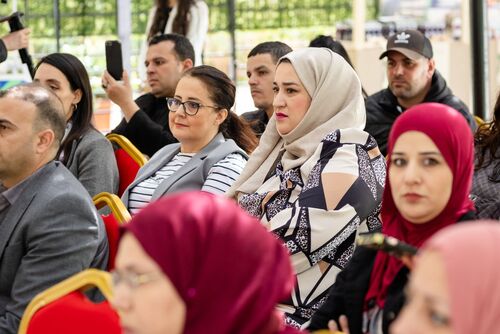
[{"xmin": 228, "ymin": 47, "xmax": 366, "ymax": 197}]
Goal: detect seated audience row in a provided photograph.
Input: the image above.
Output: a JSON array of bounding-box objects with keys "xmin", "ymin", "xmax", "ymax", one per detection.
[{"xmin": 2, "ymin": 32, "xmax": 499, "ymax": 334}]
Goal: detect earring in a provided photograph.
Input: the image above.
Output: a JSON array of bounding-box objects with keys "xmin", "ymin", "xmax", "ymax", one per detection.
[{"xmin": 72, "ymin": 103, "xmax": 77, "ymax": 112}]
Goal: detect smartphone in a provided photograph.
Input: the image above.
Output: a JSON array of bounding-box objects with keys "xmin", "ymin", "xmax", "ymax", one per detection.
[
  {"xmin": 105, "ymin": 40, "xmax": 123, "ymax": 80},
  {"xmin": 356, "ymin": 232, "xmax": 418, "ymax": 258}
]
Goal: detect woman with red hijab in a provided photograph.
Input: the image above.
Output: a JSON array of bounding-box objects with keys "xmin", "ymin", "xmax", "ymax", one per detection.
[
  {"xmin": 392, "ymin": 221, "xmax": 500, "ymax": 334},
  {"xmin": 111, "ymin": 191, "xmax": 303, "ymax": 334},
  {"xmin": 307, "ymin": 103, "xmax": 476, "ymax": 334}
]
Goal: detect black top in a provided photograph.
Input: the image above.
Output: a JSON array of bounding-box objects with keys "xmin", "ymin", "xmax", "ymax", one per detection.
[
  {"xmin": 307, "ymin": 211, "xmax": 476, "ymax": 334},
  {"xmin": 365, "ymin": 71, "xmax": 476, "ymax": 156},
  {"xmin": 240, "ymin": 109, "xmax": 269, "ymax": 137},
  {"xmin": 111, "ymin": 93, "xmax": 178, "ymax": 157}
]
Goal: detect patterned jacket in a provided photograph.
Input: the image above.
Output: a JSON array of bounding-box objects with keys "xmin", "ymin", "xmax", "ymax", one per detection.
[{"xmin": 239, "ymin": 128, "xmax": 386, "ymax": 327}]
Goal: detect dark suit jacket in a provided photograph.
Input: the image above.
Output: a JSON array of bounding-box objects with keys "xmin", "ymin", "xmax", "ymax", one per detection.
[
  {"xmin": 0, "ymin": 161, "xmax": 108, "ymax": 334},
  {"xmin": 111, "ymin": 93, "xmax": 177, "ymax": 157}
]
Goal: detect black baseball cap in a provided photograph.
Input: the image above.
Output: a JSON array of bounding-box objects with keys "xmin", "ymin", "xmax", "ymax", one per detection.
[{"xmin": 379, "ymin": 29, "xmax": 433, "ymax": 60}]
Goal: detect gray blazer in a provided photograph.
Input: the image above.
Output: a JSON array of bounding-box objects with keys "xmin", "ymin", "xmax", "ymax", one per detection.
[
  {"xmin": 0, "ymin": 162, "xmax": 108, "ymax": 333},
  {"xmin": 65, "ymin": 128, "xmax": 119, "ymax": 197},
  {"xmin": 121, "ymin": 133, "xmax": 247, "ymax": 207}
]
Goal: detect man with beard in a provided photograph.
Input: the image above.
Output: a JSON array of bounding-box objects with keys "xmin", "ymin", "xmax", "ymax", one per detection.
[
  {"xmin": 242, "ymin": 41, "xmax": 292, "ymax": 137},
  {"xmin": 102, "ymin": 34, "xmax": 194, "ymax": 157},
  {"xmin": 365, "ymin": 29, "xmax": 475, "ymax": 155}
]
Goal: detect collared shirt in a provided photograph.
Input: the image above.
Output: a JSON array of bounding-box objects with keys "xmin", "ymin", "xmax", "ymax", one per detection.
[{"xmin": 0, "ymin": 161, "xmax": 56, "ymax": 223}]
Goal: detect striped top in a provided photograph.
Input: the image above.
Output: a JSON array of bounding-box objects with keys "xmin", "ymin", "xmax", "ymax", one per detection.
[{"xmin": 128, "ymin": 152, "xmax": 246, "ymax": 214}]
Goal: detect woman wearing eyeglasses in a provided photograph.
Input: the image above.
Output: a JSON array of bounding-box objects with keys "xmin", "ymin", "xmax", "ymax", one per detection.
[
  {"xmin": 121, "ymin": 65, "xmax": 257, "ymax": 214},
  {"xmin": 112, "ymin": 192, "xmax": 304, "ymax": 334}
]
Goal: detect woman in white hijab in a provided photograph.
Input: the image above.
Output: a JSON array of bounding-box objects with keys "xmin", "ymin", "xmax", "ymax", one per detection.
[{"xmin": 228, "ymin": 48, "xmax": 386, "ymax": 327}]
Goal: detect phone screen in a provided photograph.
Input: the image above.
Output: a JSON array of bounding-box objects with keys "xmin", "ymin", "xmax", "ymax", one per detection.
[{"xmin": 105, "ymin": 40, "xmax": 123, "ymax": 80}]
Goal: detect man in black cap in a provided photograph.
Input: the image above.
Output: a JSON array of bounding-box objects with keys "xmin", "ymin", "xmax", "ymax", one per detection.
[{"xmin": 365, "ymin": 29, "xmax": 476, "ymax": 155}]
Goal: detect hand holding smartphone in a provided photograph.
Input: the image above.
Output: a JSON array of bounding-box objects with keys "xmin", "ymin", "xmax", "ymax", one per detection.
[
  {"xmin": 105, "ymin": 40, "xmax": 123, "ymax": 80},
  {"xmin": 356, "ymin": 232, "xmax": 418, "ymax": 259}
]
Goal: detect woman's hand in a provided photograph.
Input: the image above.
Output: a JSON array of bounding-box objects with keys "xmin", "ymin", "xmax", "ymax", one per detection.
[{"xmin": 328, "ymin": 315, "xmax": 350, "ymax": 334}]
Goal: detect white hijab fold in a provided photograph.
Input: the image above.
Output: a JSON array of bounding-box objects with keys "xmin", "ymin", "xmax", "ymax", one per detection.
[{"xmin": 228, "ymin": 47, "xmax": 366, "ymax": 197}]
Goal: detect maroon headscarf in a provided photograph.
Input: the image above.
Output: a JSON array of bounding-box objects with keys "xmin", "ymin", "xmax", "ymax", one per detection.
[
  {"xmin": 122, "ymin": 191, "xmax": 303, "ymax": 334},
  {"xmin": 364, "ymin": 103, "xmax": 475, "ymax": 309}
]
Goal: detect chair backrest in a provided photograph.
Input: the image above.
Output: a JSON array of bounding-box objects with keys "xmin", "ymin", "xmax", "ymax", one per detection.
[
  {"xmin": 475, "ymin": 115, "xmax": 485, "ymax": 127},
  {"xmin": 94, "ymin": 192, "xmax": 131, "ymax": 270},
  {"xmin": 19, "ymin": 269, "xmax": 121, "ymax": 334},
  {"xmin": 106, "ymin": 133, "xmax": 148, "ymax": 197}
]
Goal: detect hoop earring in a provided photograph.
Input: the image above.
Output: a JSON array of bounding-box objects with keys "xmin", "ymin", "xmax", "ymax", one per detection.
[{"xmin": 72, "ymin": 103, "xmax": 77, "ymax": 112}]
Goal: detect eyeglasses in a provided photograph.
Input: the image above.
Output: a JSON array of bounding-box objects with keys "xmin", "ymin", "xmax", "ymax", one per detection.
[
  {"xmin": 166, "ymin": 97, "xmax": 219, "ymax": 116},
  {"xmin": 111, "ymin": 270, "xmax": 161, "ymax": 290}
]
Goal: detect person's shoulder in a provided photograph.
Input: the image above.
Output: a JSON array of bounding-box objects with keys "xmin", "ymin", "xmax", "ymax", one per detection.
[
  {"xmin": 366, "ymin": 88, "xmax": 393, "ymax": 109},
  {"xmin": 80, "ymin": 127, "xmax": 107, "ymax": 142},
  {"xmin": 26, "ymin": 163, "xmax": 92, "ymax": 206},
  {"xmin": 134, "ymin": 93, "xmax": 157, "ymax": 107},
  {"xmin": 76, "ymin": 128, "xmax": 113, "ymax": 152},
  {"xmin": 240, "ymin": 109, "xmax": 263, "ymax": 121},
  {"xmin": 323, "ymin": 128, "xmax": 374, "ymax": 146}
]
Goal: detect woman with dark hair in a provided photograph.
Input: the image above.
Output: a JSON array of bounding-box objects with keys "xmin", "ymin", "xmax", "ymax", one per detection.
[
  {"xmin": 34, "ymin": 53, "xmax": 119, "ymax": 197},
  {"xmin": 113, "ymin": 191, "xmax": 304, "ymax": 334},
  {"xmin": 121, "ymin": 65, "xmax": 257, "ymax": 215},
  {"xmin": 472, "ymin": 92, "xmax": 500, "ymax": 219},
  {"xmin": 309, "ymin": 35, "xmax": 368, "ymax": 99}
]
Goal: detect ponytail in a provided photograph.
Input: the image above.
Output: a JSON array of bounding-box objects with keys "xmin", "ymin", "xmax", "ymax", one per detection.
[{"xmin": 220, "ymin": 111, "xmax": 258, "ymax": 154}]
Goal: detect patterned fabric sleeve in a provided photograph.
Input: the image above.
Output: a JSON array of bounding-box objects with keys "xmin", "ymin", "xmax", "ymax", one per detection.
[
  {"xmin": 202, "ymin": 153, "xmax": 248, "ymax": 195},
  {"xmin": 472, "ymin": 156, "xmax": 500, "ymax": 220},
  {"xmin": 239, "ymin": 129, "xmax": 386, "ymax": 326}
]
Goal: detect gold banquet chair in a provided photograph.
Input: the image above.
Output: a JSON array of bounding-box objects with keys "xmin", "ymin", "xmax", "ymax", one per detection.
[{"xmin": 18, "ymin": 269, "xmax": 120, "ymax": 334}]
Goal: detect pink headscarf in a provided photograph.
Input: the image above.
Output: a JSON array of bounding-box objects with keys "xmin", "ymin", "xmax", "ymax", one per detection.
[
  {"xmin": 422, "ymin": 221, "xmax": 500, "ymax": 334},
  {"xmin": 365, "ymin": 103, "xmax": 475, "ymax": 309},
  {"xmin": 122, "ymin": 191, "xmax": 302, "ymax": 334}
]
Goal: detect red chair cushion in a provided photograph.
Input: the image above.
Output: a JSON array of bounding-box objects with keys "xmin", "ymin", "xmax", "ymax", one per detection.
[
  {"xmin": 115, "ymin": 148, "xmax": 141, "ymax": 197},
  {"xmin": 27, "ymin": 291, "xmax": 121, "ymax": 334},
  {"xmin": 102, "ymin": 214, "xmax": 120, "ymax": 271}
]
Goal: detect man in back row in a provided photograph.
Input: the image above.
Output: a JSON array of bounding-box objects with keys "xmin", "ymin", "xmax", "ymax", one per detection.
[
  {"xmin": 0, "ymin": 84, "xmax": 108, "ymax": 333},
  {"xmin": 365, "ymin": 29, "xmax": 476, "ymax": 155},
  {"xmin": 242, "ymin": 41, "xmax": 292, "ymax": 137},
  {"xmin": 103, "ymin": 34, "xmax": 195, "ymax": 157}
]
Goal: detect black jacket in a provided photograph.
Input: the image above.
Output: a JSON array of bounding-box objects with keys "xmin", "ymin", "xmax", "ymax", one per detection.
[
  {"xmin": 308, "ymin": 211, "xmax": 476, "ymax": 334},
  {"xmin": 365, "ymin": 71, "xmax": 476, "ymax": 155},
  {"xmin": 240, "ymin": 109, "xmax": 269, "ymax": 137},
  {"xmin": 307, "ymin": 245, "xmax": 406, "ymax": 334},
  {"xmin": 112, "ymin": 93, "xmax": 177, "ymax": 157}
]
